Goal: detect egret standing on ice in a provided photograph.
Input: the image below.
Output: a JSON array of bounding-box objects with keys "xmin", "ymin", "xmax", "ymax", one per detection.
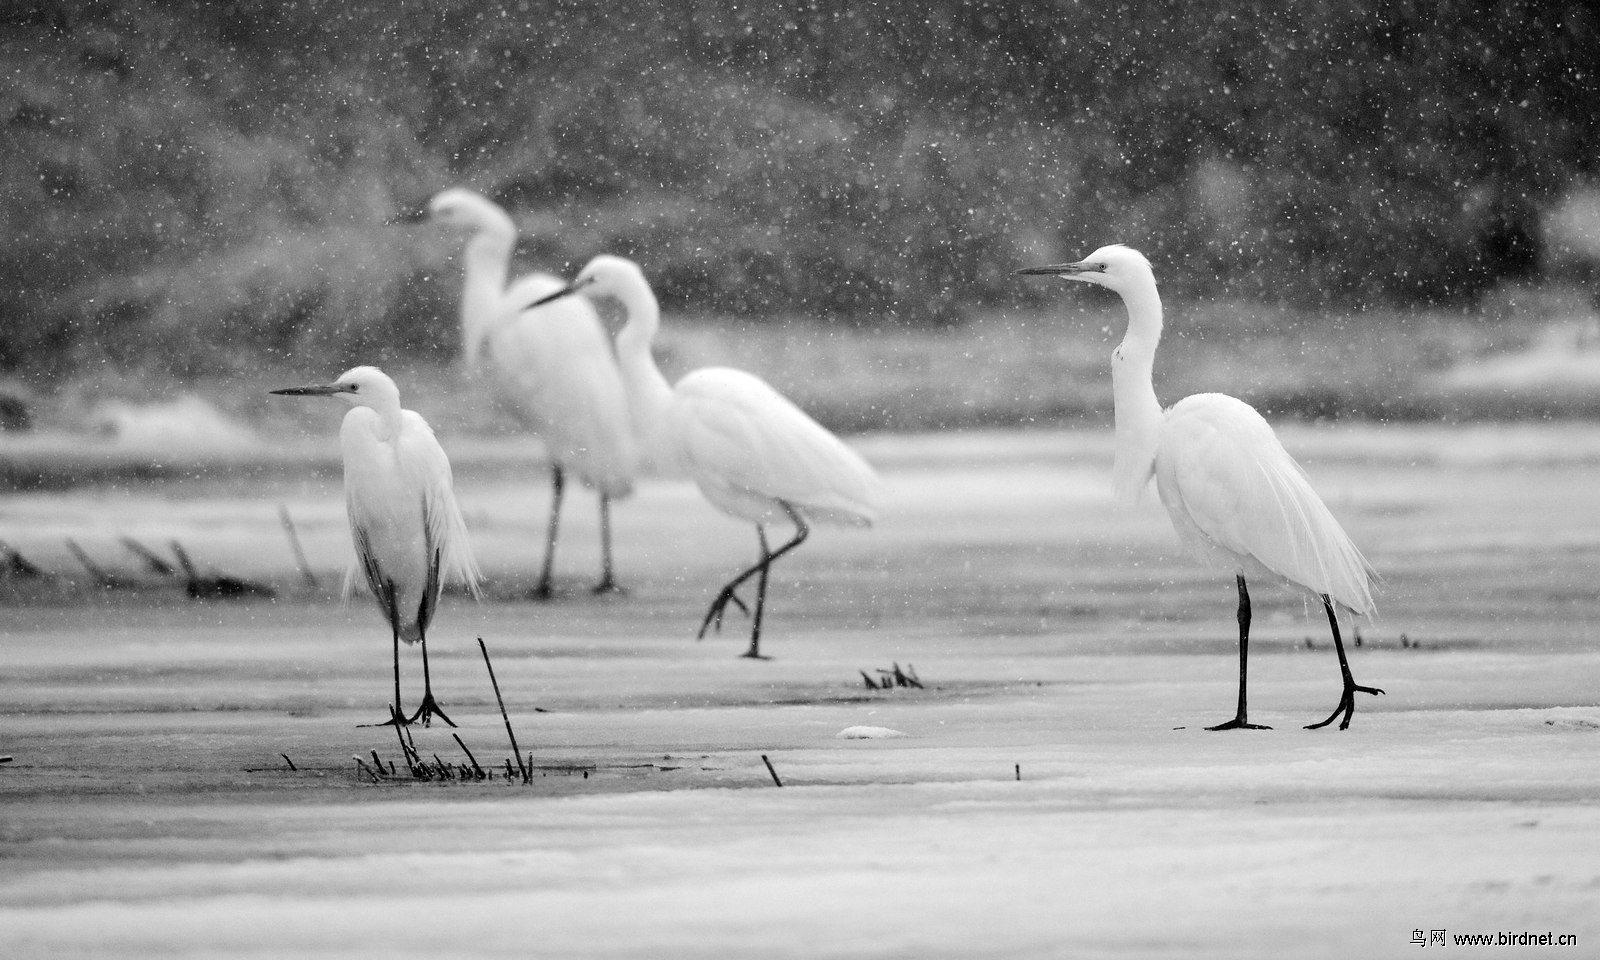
[
  {"xmin": 534, "ymin": 256, "xmax": 882, "ymax": 659},
  {"xmin": 271, "ymin": 366, "xmax": 481, "ymax": 726},
  {"xmin": 426, "ymin": 188, "xmax": 636, "ymax": 598},
  {"xmin": 1018, "ymin": 245, "xmax": 1381, "ymax": 730}
]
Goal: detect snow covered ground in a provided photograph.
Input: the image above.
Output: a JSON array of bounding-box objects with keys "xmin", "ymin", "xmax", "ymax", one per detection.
[{"xmin": 1, "ymin": 426, "xmax": 1597, "ymax": 958}]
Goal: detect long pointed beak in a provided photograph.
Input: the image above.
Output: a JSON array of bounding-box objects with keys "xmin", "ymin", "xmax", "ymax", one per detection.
[
  {"xmin": 269, "ymin": 382, "xmax": 346, "ymax": 397},
  {"xmin": 1015, "ymin": 260, "xmax": 1101, "ymax": 277},
  {"xmin": 530, "ymin": 275, "xmax": 594, "ymax": 308}
]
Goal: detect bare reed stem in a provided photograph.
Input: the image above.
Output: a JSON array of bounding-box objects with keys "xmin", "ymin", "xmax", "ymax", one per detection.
[{"xmin": 479, "ymin": 637, "xmax": 528, "ymax": 783}]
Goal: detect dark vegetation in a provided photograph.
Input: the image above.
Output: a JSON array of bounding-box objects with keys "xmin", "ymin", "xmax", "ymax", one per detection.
[{"xmin": 1, "ymin": 1, "xmax": 1596, "ymax": 381}]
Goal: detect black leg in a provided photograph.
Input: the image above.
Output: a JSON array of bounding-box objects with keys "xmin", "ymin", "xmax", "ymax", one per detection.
[
  {"xmin": 405, "ymin": 620, "xmax": 456, "ymax": 728},
  {"xmin": 742, "ymin": 503, "xmax": 808, "ymax": 659},
  {"xmin": 1208, "ymin": 575, "xmax": 1270, "ymax": 730},
  {"xmin": 743, "ymin": 528, "xmax": 774, "ymax": 659},
  {"xmin": 696, "ymin": 503, "xmax": 809, "ymax": 651},
  {"xmin": 1306, "ymin": 595, "xmax": 1385, "ymax": 730},
  {"xmin": 592, "ymin": 493, "xmax": 624, "ymax": 595},
  {"xmin": 533, "ymin": 464, "xmax": 564, "ymax": 601},
  {"xmin": 361, "ymin": 581, "xmax": 409, "ymax": 727},
  {"xmin": 696, "ymin": 543, "xmax": 768, "ymax": 640}
]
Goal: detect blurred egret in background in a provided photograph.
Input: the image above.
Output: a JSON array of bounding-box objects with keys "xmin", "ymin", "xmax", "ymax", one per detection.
[
  {"xmin": 534, "ymin": 256, "xmax": 882, "ymax": 659},
  {"xmin": 1019, "ymin": 245, "xmax": 1380, "ymax": 730},
  {"xmin": 426, "ymin": 188, "xmax": 636, "ymax": 599},
  {"xmin": 271, "ymin": 366, "xmax": 481, "ymax": 726}
]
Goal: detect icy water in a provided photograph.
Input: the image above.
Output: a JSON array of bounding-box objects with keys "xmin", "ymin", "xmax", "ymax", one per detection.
[{"xmin": 2, "ymin": 426, "xmax": 1597, "ymax": 958}]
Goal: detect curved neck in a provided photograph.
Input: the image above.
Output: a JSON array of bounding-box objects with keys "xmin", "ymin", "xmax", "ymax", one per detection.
[
  {"xmin": 1109, "ymin": 282, "xmax": 1165, "ymax": 507},
  {"xmin": 611, "ymin": 279, "xmax": 677, "ymax": 462},
  {"xmin": 344, "ymin": 397, "xmax": 403, "ymax": 444},
  {"xmin": 459, "ymin": 225, "xmax": 516, "ymax": 361}
]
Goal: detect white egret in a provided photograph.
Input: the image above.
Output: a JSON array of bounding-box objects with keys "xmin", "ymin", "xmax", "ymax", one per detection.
[
  {"xmin": 271, "ymin": 366, "xmax": 481, "ymax": 726},
  {"xmin": 533, "ymin": 256, "xmax": 882, "ymax": 658},
  {"xmin": 1018, "ymin": 245, "xmax": 1380, "ymax": 730},
  {"xmin": 426, "ymin": 187, "xmax": 636, "ymax": 598}
]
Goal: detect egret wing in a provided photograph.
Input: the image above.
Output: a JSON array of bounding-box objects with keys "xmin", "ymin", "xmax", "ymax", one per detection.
[
  {"xmin": 673, "ymin": 368, "xmax": 880, "ymax": 526},
  {"xmin": 1158, "ymin": 395, "xmax": 1374, "ymax": 614},
  {"xmin": 397, "ymin": 411, "xmax": 483, "ymax": 600},
  {"xmin": 347, "ymin": 523, "xmax": 387, "ymax": 610}
]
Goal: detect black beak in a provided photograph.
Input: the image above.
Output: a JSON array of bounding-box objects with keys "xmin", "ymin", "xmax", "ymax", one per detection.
[
  {"xmin": 1015, "ymin": 260, "xmax": 1102, "ymax": 277},
  {"xmin": 530, "ymin": 275, "xmax": 594, "ymax": 308},
  {"xmin": 270, "ymin": 382, "xmax": 346, "ymax": 397}
]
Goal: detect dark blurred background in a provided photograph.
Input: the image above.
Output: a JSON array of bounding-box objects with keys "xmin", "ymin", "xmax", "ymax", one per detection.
[{"xmin": 2, "ymin": 0, "xmax": 1596, "ymax": 385}]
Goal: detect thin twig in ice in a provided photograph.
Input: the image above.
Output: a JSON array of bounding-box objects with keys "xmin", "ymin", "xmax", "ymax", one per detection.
[
  {"xmin": 479, "ymin": 637, "xmax": 528, "ymax": 783},
  {"xmin": 453, "ymin": 733, "xmax": 485, "ymax": 779}
]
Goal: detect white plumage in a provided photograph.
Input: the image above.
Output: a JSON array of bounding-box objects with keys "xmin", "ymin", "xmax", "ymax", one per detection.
[
  {"xmin": 673, "ymin": 367, "xmax": 880, "ymax": 529},
  {"xmin": 534, "ymin": 255, "xmax": 881, "ymax": 658},
  {"xmin": 428, "ymin": 188, "xmax": 636, "ymax": 597},
  {"xmin": 1155, "ymin": 393, "xmax": 1376, "ymax": 617},
  {"xmin": 1019, "ymin": 245, "xmax": 1381, "ymax": 730},
  {"xmin": 272, "ymin": 365, "xmax": 480, "ymax": 726}
]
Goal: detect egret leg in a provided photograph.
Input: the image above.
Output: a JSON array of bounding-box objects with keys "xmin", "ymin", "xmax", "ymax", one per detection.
[
  {"xmin": 360, "ymin": 581, "xmax": 409, "ymax": 728},
  {"xmin": 743, "ymin": 504, "xmax": 809, "ymax": 659},
  {"xmin": 1208, "ymin": 575, "xmax": 1271, "ymax": 731},
  {"xmin": 696, "ymin": 547, "xmax": 767, "ymax": 640},
  {"xmin": 1305, "ymin": 595, "xmax": 1385, "ymax": 731},
  {"xmin": 406, "ymin": 621, "xmax": 456, "ymax": 728},
  {"xmin": 697, "ymin": 504, "xmax": 809, "ymax": 652},
  {"xmin": 591, "ymin": 493, "xmax": 624, "ymax": 595},
  {"xmin": 743, "ymin": 528, "xmax": 775, "ymax": 660},
  {"xmin": 532, "ymin": 464, "xmax": 565, "ymax": 601}
]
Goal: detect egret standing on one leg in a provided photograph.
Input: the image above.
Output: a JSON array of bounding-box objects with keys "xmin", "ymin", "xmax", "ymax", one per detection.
[
  {"xmin": 1018, "ymin": 245, "xmax": 1381, "ymax": 730},
  {"xmin": 271, "ymin": 366, "xmax": 481, "ymax": 726},
  {"xmin": 533, "ymin": 256, "xmax": 882, "ymax": 659},
  {"xmin": 425, "ymin": 187, "xmax": 636, "ymax": 599}
]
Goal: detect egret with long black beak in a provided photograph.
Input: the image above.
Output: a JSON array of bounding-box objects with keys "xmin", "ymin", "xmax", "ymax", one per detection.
[
  {"xmin": 425, "ymin": 188, "xmax": 636, "ymax": 599},
  {"xmin": 533, "ymin": 256, "xmax": 882, "ymax": 659},
  {"xmin": 1019, "ymin": 245, "xmax": 1381, "ymax": 730},
  {"xmin": 271, "ymin": 366, "xmax": 481, "ymax": 726}
]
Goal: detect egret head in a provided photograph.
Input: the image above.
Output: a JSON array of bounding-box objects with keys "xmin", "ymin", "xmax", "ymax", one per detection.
[
  {"xmin": 1016, "ymin": 244, "xmax": 1156, "ymax": 297},
  {"xmin": 424, "ymin": 187, "xmax": 513, "ymax": 234},
  {"xmin": 529, "ymin": 255, "xmax": 647, "ymax": 308},
  {"xmin": 270, "ymin": 365, "xmax": 400, "ymax": 410}
]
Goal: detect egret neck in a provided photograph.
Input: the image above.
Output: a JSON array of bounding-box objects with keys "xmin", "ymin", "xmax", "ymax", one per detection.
[
  {"xmin": 1109, "ymin": 276, "xmax": 1164, "ymax": 508},
  {"xmin": 457, "ymin": 211, "xmax": 516, "ymax": 366},
  {"xmin": 609, "ymin": 274, "xmax": 678, "ymax": 471},
  {"xmin": 347, "ymin": 377, "xmax": 405, "ymax": 444}
]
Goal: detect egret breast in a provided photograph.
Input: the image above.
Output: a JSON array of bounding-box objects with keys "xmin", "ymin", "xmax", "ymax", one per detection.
[
  {"xmin": 483, "ymin": 301, "xmax": 637, "ymax": 498},
  {"xmin": 340, "ymin": 409, "xmax": 433, "ymax": 637}
]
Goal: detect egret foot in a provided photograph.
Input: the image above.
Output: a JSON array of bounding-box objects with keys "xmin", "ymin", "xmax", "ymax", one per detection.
[
  {"xmin": 738, "ymin": 648, "xmax": 772, "ymax": 661},
  {"xmin": 528, "ymin": 580, "xmax": 558, "ymax": 602},
  {"xmin": 407, "ymin": 693, "xmax": 457, "ymax": 728},
  {"xmin": 1305, "ymin": 680, "xmax": 1385, "ymax": 731},
  {"xmin": 1206, "ymin": 717, "xmax": 1271, "ymax": 731},
  {"xmin": 591, "ymin": 577, "xmax": 627, "ymax": 597},
  {"xmin": 359, "ymin": 704, "xmax": 410, "ymax": 728},
  {"xmin": 695, "ymin": 589, "xmax": 751, "ymax": 639}
]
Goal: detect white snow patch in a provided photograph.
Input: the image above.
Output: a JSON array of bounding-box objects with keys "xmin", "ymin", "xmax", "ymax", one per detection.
[
  {"xmin": 1429, "ymin": 319, "xmax": 1600, "ymax": 395},
  {"xmin": 836, "ymin": 725, "xmax": 909, "ymax": 739},
  {"xmin": 93, "ymin": 395, "xmax": 257, "ymax": 455}
]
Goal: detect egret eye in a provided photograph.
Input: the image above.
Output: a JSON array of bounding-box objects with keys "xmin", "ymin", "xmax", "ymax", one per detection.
[{"xmin": 347, "ymin": 383, "xmax": 360, "ymax": 392}]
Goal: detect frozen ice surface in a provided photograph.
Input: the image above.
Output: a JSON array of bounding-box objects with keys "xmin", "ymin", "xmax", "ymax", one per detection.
[{"xmin": 1, "ymin": 426, "xmax": 1597, "ymax": 958}]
